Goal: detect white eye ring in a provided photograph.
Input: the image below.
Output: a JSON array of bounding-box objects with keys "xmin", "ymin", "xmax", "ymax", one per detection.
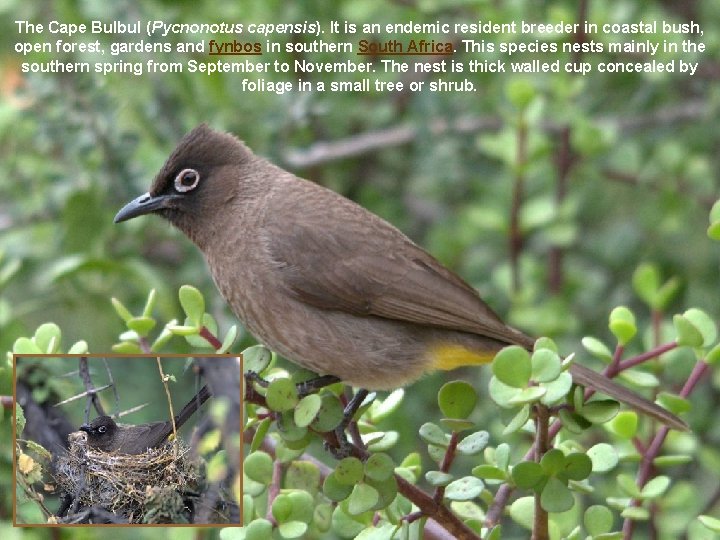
[
  {"xmin": 97, "ymin": 426, "xmax": 107, "ymax": 434},
  {"xmin": 174, "ymin": 168, "xmax": 200, "ymax": 192}
]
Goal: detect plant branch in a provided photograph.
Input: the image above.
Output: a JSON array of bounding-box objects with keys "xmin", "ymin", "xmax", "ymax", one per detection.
[
  {"xmin": 532, "ymin": 405, "xmax": 550, "ymax": 540},
  {"xmin": 622, "ymin": 359, "xmax": 709, "ymax": 538}
]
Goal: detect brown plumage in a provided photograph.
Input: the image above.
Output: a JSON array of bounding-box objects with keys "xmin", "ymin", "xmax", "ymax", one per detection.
[
  {"xmin": 79, "ymin": 385, "xmax": 210, "ymax": 454},
  {"xmin": 114, "ymin": 125, "xmax": 687, "ymax": 431}
]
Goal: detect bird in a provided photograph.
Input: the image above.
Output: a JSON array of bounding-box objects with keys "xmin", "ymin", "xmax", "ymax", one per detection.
[
  {"xmin": 114, "ymin": 124, "xmax": 686, "ymax": 431},
  {"xmin": 79, "ymin": 384, "xmax": 210, "ymax": 454}
]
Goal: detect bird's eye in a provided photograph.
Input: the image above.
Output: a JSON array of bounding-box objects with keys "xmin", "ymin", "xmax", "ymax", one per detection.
[
  {"xmin": 174, "ymin": 168, "xmax": 200, "ymax": 193},
  {"xmin": 97, "ymin": 426, "xmax": 107, "ymax": 434}
]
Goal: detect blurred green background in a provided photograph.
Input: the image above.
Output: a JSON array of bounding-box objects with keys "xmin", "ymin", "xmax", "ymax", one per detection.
[{"xmin": 1, "ymin": 0, "xmax": 719, "ymax": 537}]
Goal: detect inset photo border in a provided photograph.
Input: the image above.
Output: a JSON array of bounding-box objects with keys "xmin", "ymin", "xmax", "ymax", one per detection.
[{"xmin": 12, "ymin": 353, "xmax": 242, "ymax": 526}]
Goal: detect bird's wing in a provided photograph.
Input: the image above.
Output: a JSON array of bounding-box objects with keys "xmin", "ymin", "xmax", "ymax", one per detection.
[
  {"xmin": 116, "ymin": 422, "xmax": 173, "ymax": 453},
  {"xmin": 263, "ymin": 192, "xmax": 521, "ymax": 345}
]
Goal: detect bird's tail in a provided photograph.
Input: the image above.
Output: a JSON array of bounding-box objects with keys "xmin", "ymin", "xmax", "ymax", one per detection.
[
  {"xmin": 173, "ymin": 384, "xmax": 211, "ymax": 428},
  {"xmin": 568, "ymin": 363, "xmax": 687, "ymax": 431}
]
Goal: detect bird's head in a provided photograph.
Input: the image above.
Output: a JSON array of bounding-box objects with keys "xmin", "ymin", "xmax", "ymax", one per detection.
[
  {"xmin": 79, "ymin": 415, "xmax": 118, "ymax": 448},
  {"xmin": 113, "ymin": 124, "xmax": 256, "ymax": 243}
]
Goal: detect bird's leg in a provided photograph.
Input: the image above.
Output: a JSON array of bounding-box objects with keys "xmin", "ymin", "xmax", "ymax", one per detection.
[
  {"xmin": 245, "ymin": 371, "xmax": 340, "ymax": 397},
  {"xmin": 296, "ymin": 375, "xmax": 341, "ymax": 397},
  {"xmin": 244, "ymin": 371, "xmax": 269, "ymax": 388},
  {"xmin": 328, "ymin": 388, "xmax": 371, "ymax": 459}
]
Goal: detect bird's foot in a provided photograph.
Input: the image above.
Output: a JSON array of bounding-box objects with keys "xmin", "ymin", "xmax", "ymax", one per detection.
[
  {"xmin": 324, "ymin": 389, "xmax": 372, "ymax": 460},
  {"xmin": 296, "ymin": 375, "xmax": 342, "ymax": 397}
]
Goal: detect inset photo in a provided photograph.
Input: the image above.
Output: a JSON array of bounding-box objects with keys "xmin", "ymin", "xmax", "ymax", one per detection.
[{"xmin": 13, "ymin": 354, "xmax": 241, "ymax": 526}]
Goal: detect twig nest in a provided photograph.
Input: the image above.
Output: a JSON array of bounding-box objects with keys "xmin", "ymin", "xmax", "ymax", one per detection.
[{"xmin": 54, "ymin": 430, "xmax": 203, "ymax": 523}]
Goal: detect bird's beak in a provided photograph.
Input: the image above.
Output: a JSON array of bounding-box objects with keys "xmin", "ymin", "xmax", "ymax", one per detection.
[
  {"xmin": 79, "ymin": 424, "xmax": 90, "ymax": 433},
  {"xmin": 114, "ymin": 192, "xmax": 179, "ymax": 223}
]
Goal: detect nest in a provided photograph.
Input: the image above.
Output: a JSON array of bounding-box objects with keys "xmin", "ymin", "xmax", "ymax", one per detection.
[{"xmin": 54, "ymin": 431, "xmax": 203, "ymax": 523}]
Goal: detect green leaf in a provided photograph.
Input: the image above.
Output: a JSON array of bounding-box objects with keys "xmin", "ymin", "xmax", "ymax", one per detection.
[
  {"xmin": 168, "ymin": 324, "xmax": 199, "ymax": 336},
  {"xmin": 607, "ymin": 411, "xmax": 638, "ymax": 439},
  {"xmin": 698, "ymin": 515, "xmax": 720, "ymax": 533},
  {"xmin": 266, "ymin": 378, "xmax": 299, "ymax": 412},
  {"xmin": 178, "ymin": 284, "xmax": 205, "ymax": 327},
  {"xmin": 364, "ymin": 453, "xmax": 394, "ymax": 482},
  {"xmin": 540, "ymin": 372, "xmax": 573, "ymax": 405},
  {"xmin": 243, "ymin": 345, "xmax": 273, "ymax": 374},
  {"xmin": 621, "ymin": 506, "xmax": 649, "ymax": 520},
  {"xmin": 365, "ymin": 431, "xmax": 398, "ymax": 452},
  {"xmin": 244, "ymin": 451, "xmax": 273, "ymax": 484},
  {"xmin": 531, "ymin": 349, "xmax": 562, "ymax": 382},
  {"xmin": 286, "ymin": 489, "xmax": 315, "ymax": 522},
  {"xmin": 559, "ymin": 453, "xmax": 592, "ymax": 481},
  {"xmin": 127, "ymin": 316, "xmax": 156, "ymax": 337},
  {"xmin": 323, "ymin": 472, "xmax": 353, "ymax": 502},
  {"xmin": 617, "ymin": 474, "xmax": 642, "ymax": 498},
  {"xmin": 502, "ymin": 404, "xmax": 531, "ymax": 435},
  {"xmin": 710, "ymin": 199, "xmax": 720, "ymax": 223},
  {"xmin": 653, "ymin": 455, "xmax": 692, "ymax": 467},
  {"xmin": 151, "ymin": 323, "xmax": 174, "ymax": 351},
  {"xmin": 587, "ymin": 443, "xmax": 619, "ymax": 472},
  {"xmin": 706, "ymin": 342, "xmax": 720, "ymax": 366},
  {"xmin": 495, "ymin": 443, "xmax": 511, "ymax": 471},
  {"xmin": 438, "ymin": 380, "xmax": 477, "ymax": 419},
  {"xmin": 581, "ymin": 400, "xmax": 620, "ymax": 424},
  {"xmin": 506, "ymin": 78, "xmax": 536, "ymax": 109},
  {"xmin": 683, "ymin": 308, "xmax": 717, "ymax": 347},
  {"xmin": 655, "ymin": 277, "xmax": 681, "ymax": 310},
  {"xmin": 541, "ymin": 477, "xmax": 574, "ymax": 512},
  {"xmin": 582, "ymin": 337, "xmax": 613, "ymax": 363},
  {"xmin": 218, "ymin": 325, "xmax": 238, "ymax": 353},
  {"xmin": 506, "ymin": 386, "xmax": 546, "ymax": 405},
  {"xmin": 708, "ymin": 201, "xmax": 720, "ymax": 240},
  {"xmin": 492, "ymin": 346, "xmax": 531, "ymax": 388},
  {"xmin": 656, "ymin": 392, "xmax": 691, "ymax": 415},
  {"xmin": 111, "ymin": 297, "xmax": 133, "ymax": 322},
  {"xmin": 142, "ymin": 288, "xmax": 157, "ymax": 317},
  {"xmin": 609, "ymin": 307, "xmax": 637, "ymax": 345},
  {"xmin": 244, "ymin": 518, "xmax": 273, "ymax": 540},
  {"xmin": 619, "ymin": 369, "xmax": 659, "ymax": 388},
  {"xmin": 34, "ymin": 323, "xmax": 61, "ymax": 353},
  {"xmin": 13, "ymin": 337, "xmax": 42, "ymax": 354},
  {"xmin": 559, "ymin": 409, "xmax": 591, "ymax": 433},
  {"xmin": 294, "ymin": 394, "xmax": 322, "ymax": 427},
  {"xmin": 708, "ymin": 221, "xmax": 720, "ymax": 241},
  {"xmin": 509, "ymin": 496, "xmax": 535, "ymax": 530},
  {"xmin": 632, "ymin": 264, "xmax": 660, "ymax": 307},
  {"xmin": 111, "ymin": 341, "xmax": 142, "ymax": 354},
  {"xmin": 584, "ymin": 505, "xmax": 614, "ymax": 536},
  {"xmin": 440, "ymin": 418, "xmax": 475, "ymax": 432},
  {"xmin": 444, "ymin": 476, "xmax": 484, "ymax": 501},
  {"xmin": 426, "ymin": 471, "xmax": 454, "ymax": 487},
  {"xmin": 419, "ymin": 423, "xmax": 450, "ymax": 447},
  {"xmin": 369, "ymin": 388, "xmax": 404, "ymax": 422},
  {"xmin": 472, "ymin": 464, "xmax": 507, "ymax": 481},
  {"xmin": 456, "ymin": 431, "xmax": 490, "ymax": 456},
  {"xmin": 540, "ymin": 449, "xmax": 565, "ymax": 476},
  {"xmin": 488, "ymin": 376, "xmax": 521, "ymax": 408},
  {"xmin": 67, "ymin": 340, "xmax": 89, "ymax": 354},
  {"xmin": 272, "ymin": 493, "xmax": 293, "ymax": 522},
  {"xmin": 250, "ymin": 418, "xmax": 272, "ymax": 453},
  {"xmin": 640, "ymin": 476, "xmax": 670, "ymax": 499},
  {"xmin": 673, "ymin": 314, "xmax": 704, "ymax": 347},
  {"xmin": 511, "ymin": 461, "xmax": 545, "ymax": 490},
  {"xmin": 310, "ymin": 394, "xmax": 344, "ymax": 432},
  {"xmin": 335, "ymin": 457, "xmax": 364, "ymax": 485},
  {"xmin": 363, "ymin": 474, "xmax": 397, "ymax": 511},
  {"xmin": 285, "ymin": 462, "xmax": 321, "ymax": 494},
  {"xmin": 348, "ymin": 483, "xmax": 379, "ymax": 515},
  {"xmin": 278, "ymin": 521, "xmax": 308, "ymax": 539}
]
